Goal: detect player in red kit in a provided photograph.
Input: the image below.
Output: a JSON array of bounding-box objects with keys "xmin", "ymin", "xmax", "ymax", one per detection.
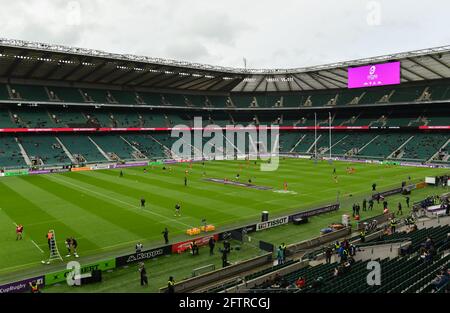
[{"xmin": 16, "ymin": 224, "xmax": 24, "ymax": 240}]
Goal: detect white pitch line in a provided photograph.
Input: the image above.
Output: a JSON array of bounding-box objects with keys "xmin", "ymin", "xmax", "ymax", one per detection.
[
  {"xmin": 46, "ymin": 174, "xmax": 194, "ymax": 229},
  {"xmin": 31, "ymin": 240, "xmax": 44, "ymax": 253}
]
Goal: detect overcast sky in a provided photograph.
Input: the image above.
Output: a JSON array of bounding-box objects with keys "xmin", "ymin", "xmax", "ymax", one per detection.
[{"xmin": 0, "ymin": 0, "xmax": 449, "ymax": 69}]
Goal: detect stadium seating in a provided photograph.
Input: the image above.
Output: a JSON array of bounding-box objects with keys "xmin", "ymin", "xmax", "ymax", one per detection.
[
  {"xmin": 58, "ymin": 135, "xmax": 108, "ymax": 163},
  {"xmin": 121, "ymin": 134, "xmax": 166, "ymax": 159},
  {"xmin": 399, "ymin": 133, "xmax": 449, "ymax": 161},
  {"xmin": 247, "ymin": 225, "xmax": 450, "ymax": 294},
  {"xmin": 18, "ymin": 135, "xmax": 71, "ymax": 165},
  {"xmin": 357, "ymin": 133, "xmax": 412, "ymax": 159},
  {"xmin": 0, "ymin": 136, "xmax": 26, "ymax": 168},
  {"xmin": 89, "ymin": 134, "xmax": 138, "ymax": 160}
]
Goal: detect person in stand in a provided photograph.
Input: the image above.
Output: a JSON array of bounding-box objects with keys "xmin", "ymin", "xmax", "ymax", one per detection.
[
  {"xmin": 325, "ymin": 246, "xmax": 333, "ymax": 264},
  {"xmin": 280, "ymin": 243, "xmax": 287, "ymax": 263},
  {"xmin": 138, "ymin": 262, "xmax": 148, "ymax": 286},
  {"xmin": 390, "ymin": 218, "xmax": 397, "ymax": 234},
  {"xmin": 295, "ymin": 276, "xmax": 306, "ymax": 289},
  {"xmin": 29, "ymin": 280, "xmax": 40, "ymax": 293},
  {"xmin": 208, "ymin": 237, "xmax": 215, "ymax": 256},
  {"xmin": 360, "ymin": 229, "xmax": 366, "ymax": 243},
  {"xmin": 16, "ymin": 224, "xmax": 24, "ymax": 240},
  {"xmin": 162, "ymin": 228, "xmax": 169, "ymax": 245},
  {"xmin": 167, "ymin": 276, "xmax": 175, "ymax": 293},
  {"xmin": 277, "ymin": 246, "xmax": 284, "ymax": 265}
]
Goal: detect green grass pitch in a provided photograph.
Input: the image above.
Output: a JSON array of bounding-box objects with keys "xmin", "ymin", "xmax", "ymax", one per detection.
[{"xmin": 0, "ymin": 158, "xmax": 448, "ymax": 281}]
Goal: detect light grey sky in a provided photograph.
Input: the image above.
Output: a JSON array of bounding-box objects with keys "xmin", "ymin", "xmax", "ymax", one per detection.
[{"xmin": 0, "ymin": 0, "xmax": 449, "ymax": 69}]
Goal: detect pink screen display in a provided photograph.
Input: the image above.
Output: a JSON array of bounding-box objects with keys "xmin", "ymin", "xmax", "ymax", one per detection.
[{"xmin": 347, "ymin": 61, "xmax": 400, "ymax": 88}]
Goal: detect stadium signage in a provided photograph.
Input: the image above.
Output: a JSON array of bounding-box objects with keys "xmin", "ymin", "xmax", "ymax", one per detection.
[
  {"xmin": 256, "ymin": 216, "xmax": 289, "ymax": 231},
  {"xmin": 90, "ymin": 164, "xmax": 111, "ymax": 170},
  {"xmin": 372, "ymin": 187, "xmax": 403, "ymax": 200},
  {"xmin": 0, "ymin": 125, "xmax": 448, "ymax": 134},
  {"xmin": 113, "ymin": 162, "xmax": 148, "ymax": 168},
  {"xmin": 172, "ymin": 234, "xmax": 219, "ymax": 254},
  {"xmin": 289, "ymin": 203, "xmax": 340, "ymax": 221},
  {"xmin": 3, "ymin": 170, "xmax": 29, "ymax": 176},
  {"xmin": 44, "ymin": 259, "xmax": 116, "ymax": 285},
  {"xmin": 348, "ymin": 61, "xmax": 400, "ymax": 88},
  {"xmin": 0, "ymin": 276, "xmax": 44, "ymax": 293},
  {"xmin": 116, "ymin": 245, "xmax": 172, "ymax": 266}
]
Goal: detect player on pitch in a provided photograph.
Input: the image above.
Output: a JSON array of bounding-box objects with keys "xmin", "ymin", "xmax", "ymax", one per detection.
[
  {"xmin": 16, "ymin": 224, "xmax": 24, "ymax": 240},
  {"xmin": 175, "ymin": 203, "xmax": 181, "ymax": 217}
]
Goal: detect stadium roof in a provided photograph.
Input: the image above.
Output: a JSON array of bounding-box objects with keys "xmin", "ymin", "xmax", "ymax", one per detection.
[{"xmin": 0, "ymin": 38, "xmax": 450, "ymax": 93}]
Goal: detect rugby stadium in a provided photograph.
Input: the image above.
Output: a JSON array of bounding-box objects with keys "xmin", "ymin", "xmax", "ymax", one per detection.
[{"xmin": 0, "ymin": 11, "xmax": 449, "ymax": 301}]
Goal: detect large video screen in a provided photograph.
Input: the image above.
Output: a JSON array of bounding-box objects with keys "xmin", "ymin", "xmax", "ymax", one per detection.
[{"xmin": 347, "ymin": 61, "xmax": 400, "ymax": 89}]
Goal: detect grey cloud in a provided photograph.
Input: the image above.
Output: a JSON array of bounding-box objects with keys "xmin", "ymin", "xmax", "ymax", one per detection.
[{"xmin": 0, "ymin": 0, "xmax": 448, "ymax": 68}]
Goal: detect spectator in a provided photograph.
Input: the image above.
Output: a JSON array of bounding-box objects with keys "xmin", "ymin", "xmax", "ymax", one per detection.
[
  {"xmin": 276, "ymin": 246, "xmax": 284, "ymax": 265},
  {"xmin": 167, "ymin": 276, "xmax": 175, "ymax": 293},
  {"xmin": 295, "ymin": 276, "xmax": 306, "ymax": 289},
  {"xmin": 325, "ymin": 246, "xmax": 333, "ymax": 264},
  {"xmin": 431, "ymin": 268, "xmax": 449, "ymax": 292}
]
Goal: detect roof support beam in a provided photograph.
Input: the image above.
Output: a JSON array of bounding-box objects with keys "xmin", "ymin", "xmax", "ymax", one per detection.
[
  {"xmin": 304, "ymin": 73, "xmax": 327, "ymax": 89},
  {"xmin": 154, "ymin": 74, "xmax": 191, "ymax": 87},
  {"xmin": 313, "ymin": 73, "xmax": 343, "ymax": 88},
  {"xmin": 317, "ymin": 71, "xmax": 347, "ymax": 84},
  {"xmin": 42, "ymin": 57, "xmax": 72, "ymax": 79},
  {"xmin": 4, "ymin": 51, "xmax": 28, "ymax": 77},
  {"xmin": 60, "ymin": 57, "xmax": 91, "ymax": 80},
  {"xmin": 119, "ymin": 69, "xmax": 157, "ymax": 86},
  {"xmin": 407, "ymin": 57, "xmax": 445, "ymax": 78},
  {"xmin": 292, "ymin": 74, "xmax": 315, "ymax": 90},
  {"xmin": 22, "ymin": 53, "xmax": 51, "ymax": 77},
  {"xmin": 106, "ymin": 68, "xmax": 136, "ymax": 84},
  {"xmin": 252, "ymin": 76, "xmax": 266, "ymax": 92},
  {"xmin": 134, "ymin": 72, "xmax": 167, "ymax": 86},
  {"xmin": 290, "ymin": 76, "xmax": 304, "ymax": 91},
  {"xmin": 272, "ymin": 79, "xmax": 279, "ymax": 92},
  {"xmin": 77, "ymin": 61, "xmax": 109, "ymax": 82},
  {"xmin": 197, "ymin": 76, "xmax": 229, "ymax": 91},
  {"xmin": 429, "ymin": 54, "xmax": 450, "ymax": 70},
  {"xmin": 170, "ymin": 75, "xmax": 206, "ymax": 89},
  {"xmin": 400, "ymin": 65, "xmax": 427, "ymax": 80}
]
